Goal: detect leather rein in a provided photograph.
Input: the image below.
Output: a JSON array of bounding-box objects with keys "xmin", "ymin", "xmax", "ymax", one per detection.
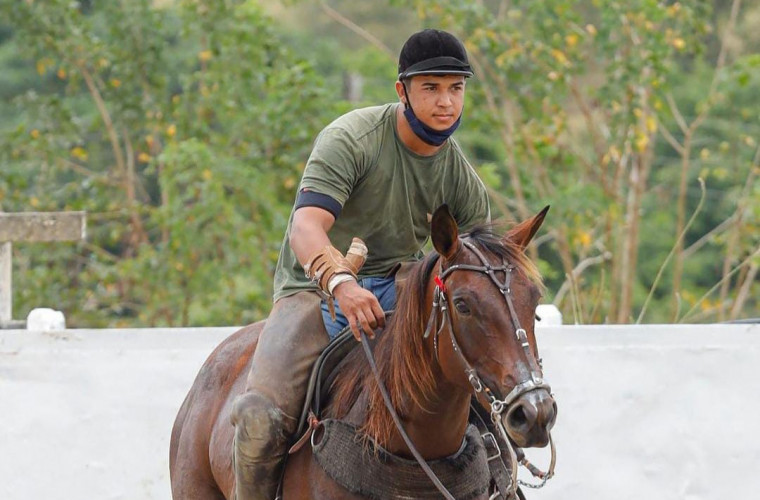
[{"xmin": 360, "ymin": 240, "xmax": 556, "ymax": 499}]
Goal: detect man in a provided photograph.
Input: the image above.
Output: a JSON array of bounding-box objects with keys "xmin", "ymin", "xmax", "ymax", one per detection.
[{"xmin": 231, "ymin": 28, "xmax": 491, "ymax": 500}]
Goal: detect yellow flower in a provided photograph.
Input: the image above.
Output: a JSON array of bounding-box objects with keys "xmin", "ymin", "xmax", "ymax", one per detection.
[
  {"xmin": 166, "ymin": 124, "xmax": 176, "ymax": 137},
  {"xmin": 57, "ymin": 68, "xmax": 66, "ymax": 80},
  {"xmin": 110, "ymin": 78, "xmax": 122, "ymax": 88},
  {"xmin": 565, "ymin": 34, "xmax": 579, "ymax": 48},
  {"xmin": 199, "ymin": 50, "xmax": 213, "ymax": 62},
  {"xmin": 672, "ymin": 38, "xmax": 686, "ymax": 50},
  {"xmin": 585, "ymin": 24, "xmax": 597, "ymax": 36},
  {"xmin": 30, "ymin": 129, "xmax": 40, "ymax": 139},
  {"xmin": 138, "ymin": 152, "xmax": 151, "ymax": 163},
  {"xmin": 202, "ymin": 169, "xmax": 212, "ymax": 180}
]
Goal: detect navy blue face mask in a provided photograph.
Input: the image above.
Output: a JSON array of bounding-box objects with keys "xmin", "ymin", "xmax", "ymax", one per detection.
[{"xmin": 403, "ymin": 106, "xmax": 461, "ymax": 147}]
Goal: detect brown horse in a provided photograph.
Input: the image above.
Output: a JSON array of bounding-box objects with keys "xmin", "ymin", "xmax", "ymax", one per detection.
[{"xmin": 170, "ymin": 205, "xmax": 557, "ymax": 499}]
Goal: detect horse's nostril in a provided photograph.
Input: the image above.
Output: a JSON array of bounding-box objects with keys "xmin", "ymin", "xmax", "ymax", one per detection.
[{"xmin": 508, "ymin": 405, "xmax": 529, "ymax": 429}]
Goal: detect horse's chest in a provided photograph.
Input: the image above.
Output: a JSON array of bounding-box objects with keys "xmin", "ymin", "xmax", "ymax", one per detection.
[{"xmin": 284, "ymin": 419, "xmax": 490, "ymax": 500}]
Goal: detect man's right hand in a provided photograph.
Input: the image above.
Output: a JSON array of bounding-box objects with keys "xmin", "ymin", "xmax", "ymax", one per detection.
[{"xmin": 333, "ymin": 280, "xmax": 386, "ymax": 341}]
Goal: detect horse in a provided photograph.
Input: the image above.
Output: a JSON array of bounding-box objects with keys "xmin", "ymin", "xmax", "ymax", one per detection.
[{"xmin": 170, "ymin": 204, "xmax": 557, "ymax": 499}]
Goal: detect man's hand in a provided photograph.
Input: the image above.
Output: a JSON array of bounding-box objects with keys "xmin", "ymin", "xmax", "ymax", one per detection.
[{"xmin": 333, "ymin": 280, "xmax": 385, "ymax": 341}]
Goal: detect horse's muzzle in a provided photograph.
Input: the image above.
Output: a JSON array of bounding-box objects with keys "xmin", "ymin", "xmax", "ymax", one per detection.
[{"xmin": 504, "ymin": 388, "xmax": 557, "ymax": 448}]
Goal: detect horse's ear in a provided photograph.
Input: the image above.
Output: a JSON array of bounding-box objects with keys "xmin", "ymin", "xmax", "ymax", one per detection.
[
  {"xmin": 431, "ymin": 204, "xmax": 460, "ymax": 260},
  {"xmin": 506, "ymin": 205, "xmax": 550, "ymax": 249}
]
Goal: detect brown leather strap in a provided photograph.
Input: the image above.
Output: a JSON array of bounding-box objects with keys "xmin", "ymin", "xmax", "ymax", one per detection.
[{"xmin": 288, "ymin": 411, "xmax": 320, "ymax": 455}]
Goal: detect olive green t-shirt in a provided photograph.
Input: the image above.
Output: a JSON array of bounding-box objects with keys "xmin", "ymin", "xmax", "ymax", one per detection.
[{"xmin": 273, "ymin": 103, "xmax": 490, "ymax": 301}]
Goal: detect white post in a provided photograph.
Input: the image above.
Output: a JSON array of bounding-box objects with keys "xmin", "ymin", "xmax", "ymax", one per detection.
[{"xmin": 0, "ymin": 242, "xmax": 11, "ymax": 323}]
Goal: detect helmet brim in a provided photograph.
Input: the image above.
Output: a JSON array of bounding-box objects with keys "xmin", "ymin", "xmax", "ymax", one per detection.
[{"xmin": 399, "ymin": 69, "xmax": 474, "ymax": 79}]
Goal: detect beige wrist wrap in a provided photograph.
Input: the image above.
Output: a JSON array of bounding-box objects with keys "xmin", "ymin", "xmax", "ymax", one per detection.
[{"xmin": 303, "ymin": 238, "xmax": 368, "ymax": 295}]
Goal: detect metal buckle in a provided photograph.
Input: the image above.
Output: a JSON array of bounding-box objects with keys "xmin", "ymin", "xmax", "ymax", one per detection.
[{"xmin": 482, "ymin": 432, "xmax": 501, "ymax": 462}]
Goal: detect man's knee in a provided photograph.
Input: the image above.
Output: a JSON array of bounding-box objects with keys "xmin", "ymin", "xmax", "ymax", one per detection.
[{"xmin": 231, "ymin": 392, "xmax": 295, "ymax": 455}]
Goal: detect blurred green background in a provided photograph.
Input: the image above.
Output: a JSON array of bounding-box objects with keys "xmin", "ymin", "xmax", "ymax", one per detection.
[{"xmin": 1, "ymin": 0, "xmax": 758, "ymax": 327}]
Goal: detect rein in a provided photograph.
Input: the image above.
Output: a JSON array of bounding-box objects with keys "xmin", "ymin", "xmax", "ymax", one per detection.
[{"xmin": 361, "ymin": 240, "xmax": 556, "ymax": 499}]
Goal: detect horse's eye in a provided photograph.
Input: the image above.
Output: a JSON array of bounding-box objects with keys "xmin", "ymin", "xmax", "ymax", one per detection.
[{"xmin": 454, "ymin": 299, "xmax": 471, "ymax": 315}]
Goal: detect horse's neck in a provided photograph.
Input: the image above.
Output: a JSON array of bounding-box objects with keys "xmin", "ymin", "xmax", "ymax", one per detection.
[
  {"xmin": 386, "ymin": 378, "xmax": 472, "ymax": 460},
  {"xmin": 346, "ymin": 358, "xmax": 473, "ymax": 460}
]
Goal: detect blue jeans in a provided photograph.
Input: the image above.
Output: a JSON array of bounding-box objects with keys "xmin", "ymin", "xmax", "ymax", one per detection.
[{"xmin": 320, "ymin": 276, "xmax": 397, "ymax": 340}]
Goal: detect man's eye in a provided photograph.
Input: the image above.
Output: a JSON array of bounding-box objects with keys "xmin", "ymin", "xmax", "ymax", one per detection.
[{"xmin": 454, "ymin": 300, "xmax": 471, "ymax": 314}]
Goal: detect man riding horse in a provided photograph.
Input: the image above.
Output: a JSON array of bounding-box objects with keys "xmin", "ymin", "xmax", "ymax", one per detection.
[{"xmin": 231, "ymin": 29, "xmax": 491, "ymax": 500}]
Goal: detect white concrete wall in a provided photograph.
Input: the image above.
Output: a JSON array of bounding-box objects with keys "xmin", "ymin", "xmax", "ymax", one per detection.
[{"xmin": 1, "ymin": 323, "xmax": 758, "ymax": 500}]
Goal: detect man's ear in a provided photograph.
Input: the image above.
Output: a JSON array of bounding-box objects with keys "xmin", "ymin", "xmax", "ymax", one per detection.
[
  {"xmin": 395, "ymin": 80, "xmax": 407, "ymax": 104},
  {"xmin": 431, "ymin": 204, "xmax": 460, "ymax": 260}
]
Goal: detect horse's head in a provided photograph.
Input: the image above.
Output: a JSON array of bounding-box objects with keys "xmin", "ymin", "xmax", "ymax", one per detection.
[{"xmin": 429, "ymin": 205, "xmax": 557, "ymax": 448}]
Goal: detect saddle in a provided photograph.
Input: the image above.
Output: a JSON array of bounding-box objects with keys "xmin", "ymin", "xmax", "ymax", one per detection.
[{"xmin": 290, "ymin": 325, "xmax": 523, "ymax": 500}]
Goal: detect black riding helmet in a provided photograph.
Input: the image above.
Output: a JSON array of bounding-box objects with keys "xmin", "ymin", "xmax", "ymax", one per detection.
[{"xmin": 398, "ymin": 29, "xmax": 474, "ymax": 80}]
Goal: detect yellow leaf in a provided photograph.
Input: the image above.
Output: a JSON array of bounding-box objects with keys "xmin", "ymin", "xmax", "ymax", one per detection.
[
  {"xmin": 646, "ymin": 116, "xmax": 657, "ymax": 134},
  {"xmin": 138, "ymin": 152, "xmax": 151, "ymax": 163},
  {"xmin": 166, "ymin": 124, "xmax": 176, "ymax": 137},
  {"xmin": 672, "ymin": 38, "xmax": 686, "ymax": 50},
  {"xmin": 36, "ymin": 60, "xmax": 46, "ymax": 75},
  {"xmin": 283, "ymin": 176, "xmax": 295, "ymax": 189},
  {"xmin": 110, "ymin": 78, "xmax": 121, "ymax": 88},
  {"xmin": 57, "ymin": 68, "xmax": 66, "ymax": 80},
  {"xmin": 202, "ymin": 169, "xmax": 212, "ymax": 180},
  {"xmin": 30, "ymin": 129, "xmax": 40, "ymax": 139},
  {"xmin": 198, "ymin": 50, "xmax": 213, "ymax": 62},
  {"xmin": 551, "ymin": 49, "xmax": 569, "ymax": 66},
  {"xmin": 30, "ymin": 197, "xmax": 39, "ymax": 207},
  {"xmin": 700, "ymin": 148, "xmax": 710, "ymax": 160},
  {"xmin": 70, "ymin": 146, "xmax": 88, "ymax": 160},
  {"xmin": 575, "ymin": 231, "xmax": 592, "ymax": 248},
  {"xmin": 175, "ymin": 262, "xmax": 184, "ymax": 272},
  {"xmin": 585, "ymin": 24, "xmax": 597, "ymax": 36},
  {"xmin": 565, "ymin": 34, "xmax": 579, "ymax": 48},
  {"xmin": 635, "ymin": 133, "xmax": 649, "ymax": 152}
]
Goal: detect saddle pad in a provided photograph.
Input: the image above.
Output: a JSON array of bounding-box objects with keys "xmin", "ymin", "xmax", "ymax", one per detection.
[{"xmin": 312, "ymin": 419, "xmax": 490, "ymax": 500}]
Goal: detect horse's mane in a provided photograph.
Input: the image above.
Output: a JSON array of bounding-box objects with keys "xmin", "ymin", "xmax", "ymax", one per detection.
[{"xmin": 324, "ymin": 223, "xmax": 542, "ymax": 446}]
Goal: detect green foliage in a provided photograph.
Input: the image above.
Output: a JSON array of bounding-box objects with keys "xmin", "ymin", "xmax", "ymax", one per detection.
[
  {"xmin": 0, "ymin": 0, "xmax": 333, "ymax": 326},
  {"xmin": 1, "ymin": 0, "xmax": 758, "ymax": 326}
]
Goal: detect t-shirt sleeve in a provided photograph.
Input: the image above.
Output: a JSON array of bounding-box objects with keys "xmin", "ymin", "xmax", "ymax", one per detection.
[
  {"xmin": 453, "ymin": 166, "xmax": 491, "ymax": 232},
  {"xmin": 299, "ymin": 127, "xmax": 364, "ymax": 207}
]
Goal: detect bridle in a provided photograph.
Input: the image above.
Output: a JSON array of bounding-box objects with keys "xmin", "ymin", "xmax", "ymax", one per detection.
[
  {"xmin": 424, "ymin": 240, "xmax": 549, "ymax": 408},
  {"xmin": 360, "ymin": 238, "xmax": 556, "ymax": 500}
]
